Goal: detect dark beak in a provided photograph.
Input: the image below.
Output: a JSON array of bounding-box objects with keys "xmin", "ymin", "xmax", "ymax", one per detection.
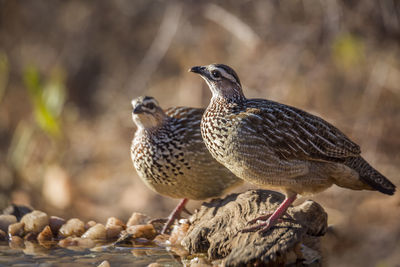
[
  {"xmin": 133, "ymin": 105, "xmax": 143, "ymax": 114},
  {"xmin": 189, "ymin": 66, "xmax": 205, "ymax": 74}
]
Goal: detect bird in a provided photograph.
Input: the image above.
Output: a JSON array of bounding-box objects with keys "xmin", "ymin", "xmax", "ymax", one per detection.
[
  {"xmin": 130, "ymin": 96, "xmax": 243, "ymax": 234},
  {"xmin": 189, "ymin": 63, "xmax": 396, "ymax": 234}
]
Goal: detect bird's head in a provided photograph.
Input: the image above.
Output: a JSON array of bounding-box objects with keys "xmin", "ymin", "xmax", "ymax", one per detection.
[
  {"xmin": 131, "ymin": 96, "xmax": 165, "ymax": 130},
  {"xmin": 189, "ymin": 64, "xmax": 245, "ymax": 102}
]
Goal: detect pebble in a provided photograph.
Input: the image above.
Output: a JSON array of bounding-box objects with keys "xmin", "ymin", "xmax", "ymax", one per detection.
[
  {"xmin": 58, "ymin": 236, "xmax": 95, "ymax": 249},
  {"xmin": 59, "ymin": 218, "xmax": 85, "ymax": 237},
  {"xmin": 9, "ymin": 235, "xmax": 24, "ymax": 249},
  {"xmin": 147, "ymin": 263, "xmax": 162, "ymax": 267},
  {"xmin": 97, "ymin": 260, "xmax": 110, "ymax": 267},
  {"xmin": 0, "ymin": 229, "xmax": 6, "ymax": 241},
  {"xmin": 81, "ymin": 223, "xmax": 107, "ymax": 240},
  {"xmin": 106, "ymin": 225, "xmax": 123, "ymax": 240},
  {"xmin": 2, "ymin": 204, "xmax": 33, "ymax": 221},
  {"xmin": 169, "ymin": 219, "xmax": 190, "ymax": 246},
  {"xmin": 49, "ymin": 216, "xmax": 65, "ymax": 235},
  {"xmin": 126, "ymin": 224, "xmax": 156, "ymax": 240},
  {"xmin": 20, "ymin": 210, "xmax": 49, "ymax": 234},
  {"xmin": 106, "ymin": 217, "xmax": 125, "ymax": 228},
  {"xmin": 8, "ymin": 222, "xmax": 25, "ymax": 237},
  {"xmin": 37, "ymin": 225, "xmax": 53, "ymax": 245},
  {"xmin": 0, "ymin": 214, "xmax": 17, "ymax": 232},
  {"xmin": 189, "ymin": 256, "xmax": 213, "ymax": 267},
  {"xmin": 85, "ymin": 220, "xmax": 97, "ymax": 230},
  {"xmin": 24, "ymin": 232, "xmax": 37, "ymax": 241},
  {"xmin": 153, "ymin": 234, "xmax": 170, "ymax": 246},
  {"xmin": 126, "ymin": 212, "xmax": 149, "ymax": 226},
  {"xmin": 104, "ymin": 217, "xmax": 125, "ymax": 240}
]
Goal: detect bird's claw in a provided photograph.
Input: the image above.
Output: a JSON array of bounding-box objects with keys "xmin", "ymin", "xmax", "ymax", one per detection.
[{"xmin": 246, "ymin": 213, "xmax": 273, "ymax": 225}]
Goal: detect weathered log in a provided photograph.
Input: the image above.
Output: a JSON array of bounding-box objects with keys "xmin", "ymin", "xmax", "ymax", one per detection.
[{"xmin": 182, "ymin": 189, "xmax": 327, "ymax": 266}]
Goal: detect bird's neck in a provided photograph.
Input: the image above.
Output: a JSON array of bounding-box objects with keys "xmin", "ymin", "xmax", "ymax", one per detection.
[{"xmin": 212, "ymin": 87, "xmax": 246, "ymax": 106}]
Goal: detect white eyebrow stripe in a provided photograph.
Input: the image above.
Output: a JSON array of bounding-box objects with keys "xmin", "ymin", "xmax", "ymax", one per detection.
[{"xmin": 218, "ymin": 68, "xmax": 236, "ymax": 83}]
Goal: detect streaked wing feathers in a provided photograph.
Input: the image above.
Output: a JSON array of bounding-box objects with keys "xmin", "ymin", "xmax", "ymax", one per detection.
[{"xmin": 243, "ymin": 99, "xmax": 361, "ymax": 161}]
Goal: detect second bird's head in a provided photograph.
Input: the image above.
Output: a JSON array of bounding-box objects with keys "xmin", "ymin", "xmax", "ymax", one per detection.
[
  {"xmin": 189, "ymin": 64, "xmax": 245, "ymax": 101},
  {"xmin": 131, "ymin": 96, "xmax": 165, "ymax": 130}
]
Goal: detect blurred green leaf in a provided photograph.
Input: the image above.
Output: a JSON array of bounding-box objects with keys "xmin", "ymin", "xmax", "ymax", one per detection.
[
  {"xmin": 43, "ymin": 68, "xmax": 66, "ymax": 117},
  {"xmin": 332, "ymin": 33, "xmax": 365, "ymax": 70},
  {"xmin": 23, "ymin": 66, "xmax": 66, "ymax": 138}
]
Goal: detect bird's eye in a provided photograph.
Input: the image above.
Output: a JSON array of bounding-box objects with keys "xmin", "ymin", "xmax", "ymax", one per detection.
[
  {"xmin": 211, "ymin": 70, "xmax": 221, "ymax": 78},
  {"xmin": 146, "ymin": 103, "xmax": 155, "ymax": 109}
]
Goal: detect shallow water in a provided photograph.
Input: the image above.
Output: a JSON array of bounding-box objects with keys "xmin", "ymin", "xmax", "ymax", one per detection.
[{"xmin": 0, "ymin": 242, "xmax": 182, "ymax": 267}]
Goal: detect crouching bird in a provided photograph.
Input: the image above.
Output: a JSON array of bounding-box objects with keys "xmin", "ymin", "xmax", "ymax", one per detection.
[
  {"xmin": 190, "ymin": 64, "xmax": 396, "ymax": 233},
  {"xmin": 130, "ymin": 96, "xmax": 243, "ymax": 234}
]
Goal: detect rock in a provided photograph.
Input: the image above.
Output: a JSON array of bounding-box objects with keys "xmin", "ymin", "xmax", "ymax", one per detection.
[
  {"xmin": 59, "ymin": 218, "xmax": 85, "ymax": 237},
  {"xmin": 188, "ymin": 256, "xmax": 213, "ymax": 267},
  {"xmin": 169, "ymin": 219, "xmax": 190, "ymax": 246},
  {"xmin": 106, "ymin": 225, "xmax": 123, "ymax": 240},
  {"xmin": 58, "ymin": 236, "xmax": 95, "ymax": 249},
  {"xmin": 49, "ymin": 216, "xmax": 65, "ymax": 235},
  {"xmin": 105, "ymin": 217, "xmax": 125, "ymax": 240},
  {"xmin": 126, "ymin": 224, "xmax": 156, "ymax": 240},
  {"xmin": 97, "ymin": 260, "xmax": 110, "ymax": 267},
  {"xmin": 9, "ymin": 235, "xmax": 24, "ymax": 249},
  {"xmin": 85, "ymin": 220, "xmax": 97, "ymax": 230},
  {"xmin": 37, "ymin": 225, "xmax": 53, "ymax": 246},
  {"xmin": 3, "ymin": 204, "xmax": 33, "ymax": 221},
  {"xmin": 81, "ymin": 223, "xmax": 107, "ymax": 240},
  {"xmin": 24, "ymin": 232, "xmax": 37, "ymax": 241},
  {"xmin": 8, "ymin": 222, "xmax": 24, "ymax": 237},
  {"xmin": 126, "ymin": 212, "xmax": 149, "ymax": 226},
  {"xmin": 0, "ymin": 214, "xmax": 17, "ymax": 232},
  {"xmin": 106, "ymin": 217, "xmax": 125, "ymax": 228},
  {"xmin": 147, "ymin": 263, "xmax": 162, "ymax": 267},
  {"xmin": 20, "ymin": 210, "xmax": 49, "ymax": 234},
  {"xmin": 0, "ymin": 229, "xmax": 6, "ymax": 241},
  {"xmin": 182, "ymin": 190, "xmax": 328, "ymax": 266}
]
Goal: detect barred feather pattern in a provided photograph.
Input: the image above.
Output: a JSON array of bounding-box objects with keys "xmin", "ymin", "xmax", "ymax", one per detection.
[
  {"xmin": 201, "ymin": 73, "xmax": 395, "ymax": 196},
  {"xmin": 131, "ymin": 104, "xmax": 243, "ymax": 200}
]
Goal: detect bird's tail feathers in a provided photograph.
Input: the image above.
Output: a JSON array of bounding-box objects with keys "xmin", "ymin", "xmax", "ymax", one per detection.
[{"xmin": 343, "ymin": 157, "xmax": 395, "ymax": 195}]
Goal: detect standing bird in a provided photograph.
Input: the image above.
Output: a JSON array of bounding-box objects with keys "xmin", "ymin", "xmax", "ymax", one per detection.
[
  {"xmin": 130, "ymin": 96, "xmax": 243, "ymax": 233},
  {"xmin": 190, "ymin": 64, "xmax": 396, "ymax": 233}
]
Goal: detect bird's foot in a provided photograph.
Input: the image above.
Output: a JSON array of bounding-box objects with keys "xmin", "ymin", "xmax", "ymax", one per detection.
[
  {"xmin": 241, "ymin": 218, "xmax": 280, "ymax": 233},
  {"xmin": 246, "ymin": 211, "xmax": 293, "ymax": 226},
  {"xmin": 241, "ymin": 194, "xmax": 298, "ymax": 234}
]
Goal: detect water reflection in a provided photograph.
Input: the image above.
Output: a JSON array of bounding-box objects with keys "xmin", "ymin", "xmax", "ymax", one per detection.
[{"xmin": 0, "ymin": 242, "xmax": 182, "ymax": 267}]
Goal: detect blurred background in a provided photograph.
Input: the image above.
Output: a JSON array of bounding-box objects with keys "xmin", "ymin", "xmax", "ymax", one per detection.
[{"xmin": 0, "ymin": 0, "xmax": 399, "ymax": 265}]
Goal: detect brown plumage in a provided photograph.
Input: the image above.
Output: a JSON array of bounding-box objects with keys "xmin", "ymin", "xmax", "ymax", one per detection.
[
  {"xmin": 130, "ymin": 96, "xmax": 242, "ymax": 233},
  {"xmin": 190, "ymin": 64, "xmax": 396, "ymax": 233}
]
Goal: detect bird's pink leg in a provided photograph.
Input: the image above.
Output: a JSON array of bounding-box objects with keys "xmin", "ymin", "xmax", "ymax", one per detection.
[
  {"xmin": 242, "ymin": 194, "xmax": 297, "ymax": 234},
  {"xmin": 161, "ymin": 198, "xmax": 189, "ymax": 234}
]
